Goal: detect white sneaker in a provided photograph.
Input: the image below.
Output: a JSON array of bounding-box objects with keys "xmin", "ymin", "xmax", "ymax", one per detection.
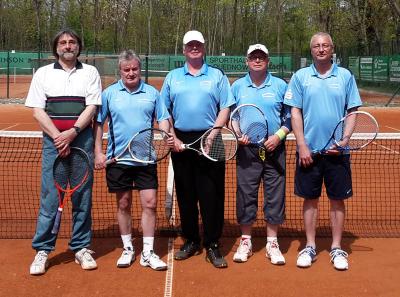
[
  {"xmin": 140, "ymin": 251, "xmax": 167, "ymax": 271},
  {"xmin": 233, "ymin": 239, "xmax": 253, "ymax": 263},
  {"xmin": 117, "ymin": 247, "xmax": 135, "ymax": 268},
  {"xmin": 266, "ymin": 240, "xmax": 285, "ymax": 265},
  {"xmin": 330, "ymin": 248, "xmax": 349, "ymax": 270},
  {"xmin": 297, "ymin": 246, "xmax": 317, "ymax": 268},
  {"xmin": 75, "ymin": 248, "xmax": 97, "ymax": 270},
  {"xmin": 30, "ymin": 251, "xmax": 49, "ymax": 275}
]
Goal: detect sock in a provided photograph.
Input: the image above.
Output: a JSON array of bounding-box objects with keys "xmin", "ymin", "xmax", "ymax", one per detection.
[
  {"xmin": 143, "ymin": 237, "xmax": 154, "ymax": 255},
  {"xmin": 241, "ymin": 235, "xmax": 251, "ymax": 242},
  {"xmin": 267, "ymin": 236, "xmax": 278, "ymax": 243},
  {"xmin": 121, "ymin": 234, "xmax": 133, "ymax": 250}
]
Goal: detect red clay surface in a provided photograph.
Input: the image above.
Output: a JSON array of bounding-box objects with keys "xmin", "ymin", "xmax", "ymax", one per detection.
[{"xmin": 1, "ymin": 237, "xmax": 399, "ymax": 297}]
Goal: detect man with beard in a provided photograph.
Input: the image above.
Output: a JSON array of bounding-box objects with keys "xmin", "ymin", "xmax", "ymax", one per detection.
[{"xmin": 26, "ymin": 29, "xmax": 102, "ymax": 275}]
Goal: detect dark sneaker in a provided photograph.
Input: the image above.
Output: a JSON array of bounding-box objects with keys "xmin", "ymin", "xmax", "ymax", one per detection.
[
  {"xmin": 174, "ymin": 241, "xmax": 201, "ymax": 260},
  {"xmin": 205, "ymin": 243, "xmax": 228, "ymax": 268}
]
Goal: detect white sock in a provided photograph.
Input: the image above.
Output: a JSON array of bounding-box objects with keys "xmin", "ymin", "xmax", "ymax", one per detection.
[
  {"xmin": 121, "ymin": 234, "xmax": 133, "ymax": 250},
  {"xmin": 241, "ymin": 235, "xmax": 251, "ymax": 241},
  {"xmin": 267, "ymin": 237, "xmax": 278, "ymax": 243},
  {"xmin": 143, "ymin": 237, "xmax": 154, "ymax": 255}
]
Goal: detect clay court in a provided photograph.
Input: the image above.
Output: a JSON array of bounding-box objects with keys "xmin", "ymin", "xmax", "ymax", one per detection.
[{"xmin": 1, "ymin": 80, "xmax": 400, "ymax": 297}]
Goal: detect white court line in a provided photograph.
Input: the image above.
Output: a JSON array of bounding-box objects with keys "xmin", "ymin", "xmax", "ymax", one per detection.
[
  {"xmin": 385, "ymin": 126, "xmax": 400, "ymax": 132},
  {"xmin": 164, "ymin": 158, "xmax": 175, "ymax": 297},
  {"xmin": 372, "ymin": 141, "xmax": 400, "ymax": 155},
  {"xmin": 0, "ymin": 124, "xmax": 19, "ymax": 130}
]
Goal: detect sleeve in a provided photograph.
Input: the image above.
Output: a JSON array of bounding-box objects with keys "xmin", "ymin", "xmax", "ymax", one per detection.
[
  {"xmin": 155, "ymin": 89, "xmax": 170, "ymax": 122},
  {"xmin": 160, "ymin": 73, "xmax": 172, "ymax": 112},
  {"xmin": 96, "ymin": 89, "xmax": 109, "ymax": 124},
  {"xmin": 85, "ymin": 67, "xmax": 102, "ymax": 105},
  {"xmin": 218, "ymin": 74, "xmax": 235, "ymax": 109},
  {"xmin": 279, "ymin": 81, "xmax": 292, "ymax": 131},
  {"xmin": 346, "ymin": 74, "xmax": 362, "ymax": 110},
  {"xmin": 284, "ymin": 72, "xmax": 303, "ymax": 109},
  {"xmin": 230, "ymin": 81, "xmax": 239, "ymax": 111},
  {"xmin": 25, "ymin": 69, "xmax": 46, "ymax": 108}
]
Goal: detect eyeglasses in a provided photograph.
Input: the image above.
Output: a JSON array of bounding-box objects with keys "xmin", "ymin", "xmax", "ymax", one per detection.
[
  {"xmin": 312, "ymin": 43, "xmax": 331, "ymax": 51},
  {"xmin": 248, "ymin": 56, "xmax": 267, "ymax": 62},
  {"xmin": 58, "ymin": 40, "xmax": 78, "ymax": 46}
]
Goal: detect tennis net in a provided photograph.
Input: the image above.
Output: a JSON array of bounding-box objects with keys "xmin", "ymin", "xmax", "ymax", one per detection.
[{"xmin": 1, "ymin": 131, "xmax": 399, "ymax": 238}]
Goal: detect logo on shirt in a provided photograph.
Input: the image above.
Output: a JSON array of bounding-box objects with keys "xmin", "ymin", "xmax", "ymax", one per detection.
[
  {"xmin": 284, "ymin": 89, "xmax": 293, "ymax": 100},
  {"xmin": 138, "ymin": 98, "xmax": 153, "ymax": 103},
  {"xmin": 262, "ymin": 92, "xmax": 275, "ymax": 98},
  {"xmin": 174, "ymin": 80, "xmax": 184, "ymax": 86},
  {"xmin": 328, "ymin": 83, "xmax": 340, "ymax": 89},
  {"xmin": 200, "ymin": 80, "xmax": 212, "ymax": 87}
]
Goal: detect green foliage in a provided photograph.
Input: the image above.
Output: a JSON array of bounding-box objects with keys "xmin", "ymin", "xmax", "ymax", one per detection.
[{"xmin": 0, "ymin": 0, "xmax": 398, "ymax": 55}]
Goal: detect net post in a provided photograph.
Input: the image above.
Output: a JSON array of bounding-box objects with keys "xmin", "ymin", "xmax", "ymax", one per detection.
[
  {"xmin": 6, "ymin": 51, "xmax": 10, "ymax": 98},
  {"xmin": 145, "ymin": 55, "xmax": 149, "ymax": 84},
  {"xmin": 385, "ymin": 84, "xmax": 400, "ymax": 106}
]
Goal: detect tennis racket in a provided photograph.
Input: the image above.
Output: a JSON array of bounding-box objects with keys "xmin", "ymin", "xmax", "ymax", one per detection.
[
  {"xmin": 180, "ymin": 126, "xmax": 238, "ymax": 161},
  {"xmin": 105, "ymin": 128, "xmax": 171, "ymax": 165},
  {"xmin": 230, "ymin": 103, "xmax": 284, "ymax": 174},
  {"xmin": 312, "ymin": 111, "xmax": 379, "ymax": 155},
  {"xmin": 51, "ymin": 147, "xmax": 91, "ymax": 234}
]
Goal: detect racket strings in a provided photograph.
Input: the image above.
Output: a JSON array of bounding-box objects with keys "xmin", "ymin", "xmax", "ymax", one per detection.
[
  {"xmin": 53, "ymin": 150, "xmax": 90, "ymax": 190},
  {"xmin": 201, "ymin": 128, "xmax": 237, "ymax": 161},
  {"xmin": 231, "ymin": 105, "xmax": 268, "ymax": 143},
  {"xmin": 129, "ymin": 129, "xmax": 170, "ymax": 162},
  {"xmin": 335, "ymin": 113, "xmax": 378, "ymax": 149}
]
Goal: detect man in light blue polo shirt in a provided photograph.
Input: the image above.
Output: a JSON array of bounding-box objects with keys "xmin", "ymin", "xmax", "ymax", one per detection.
[
  {"xmin": 284, "ymin": 32, "xmax": 362, "ymax": 271},
  {"xmin": 160, "ymin": 30, "xmax": 234, "ymax": 268},
  {"xmin": 94, "ymin": 50, "xmax": 172, "ymax": 271},
  {"xmin": 231, "ymin": 44, "xmax": 291, "ymax": 265}
]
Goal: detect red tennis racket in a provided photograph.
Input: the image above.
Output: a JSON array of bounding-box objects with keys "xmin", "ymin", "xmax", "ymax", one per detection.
[{"xmin": 51, "ymin": 147, "xmax": 91, "ymax": 234}]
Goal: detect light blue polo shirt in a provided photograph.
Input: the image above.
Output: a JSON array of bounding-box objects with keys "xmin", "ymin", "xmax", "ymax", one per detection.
[
  {"xmin": 160, "ymin": 63, "xmax": 235, "ymax": 131},
  {"xmin": 231, "ymin": 72, "xmax": 290, "ymax": 135},
  {"xmin": 284, "ymin": 63, "xmax": 362, "ymax": 151},
  {"xmin": 97, "ymin": 79, "xmax": 170, "ymax": 165}
]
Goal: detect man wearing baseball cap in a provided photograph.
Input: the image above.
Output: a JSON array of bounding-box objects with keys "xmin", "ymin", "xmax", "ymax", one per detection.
[
  {"xmin": 160, "ymin": 30, "xmax": 234, "ymax": 268},
  {"xmin": 231, "ymin": 43, "xmax": 291, "ymax": 265}
]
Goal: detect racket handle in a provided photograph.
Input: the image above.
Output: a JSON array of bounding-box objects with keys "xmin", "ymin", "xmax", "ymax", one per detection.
[
  {"xmin": 104, "ymin": 158, "xmax": 115, "ymax": 166},
  {"xmin": 51, "ymin": 208, "xmax": 63, "ymax": 234}
]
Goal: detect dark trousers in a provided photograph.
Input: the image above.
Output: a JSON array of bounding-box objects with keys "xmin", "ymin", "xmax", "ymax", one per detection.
[{"xmin": 172, "ymin": 129, "xmax": 225, "ymax": 248}]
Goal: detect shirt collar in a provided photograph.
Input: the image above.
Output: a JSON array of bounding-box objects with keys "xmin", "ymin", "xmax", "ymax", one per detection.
[
  {"xmin": 183, "ymin": 62, "xmax": 208, "ymax": 76},
  {"xmin": 118, "ymin": 79, "xmax": 145, "ymax": 94},
  {"xmin": 54, "ymin": 60, "xmax": 83, "ymax": 70},
  {"xmin": 245, "ymin": 71, "xmax": 271, "ymax": 88},
  {"xmin": 311, "ymin": 62, "xmax": 338, "ymax": 78}
]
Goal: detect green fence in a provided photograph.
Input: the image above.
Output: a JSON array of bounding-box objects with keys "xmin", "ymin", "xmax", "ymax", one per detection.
[{"xmin": 348, "ymin": 55, "xmax": 400, "ymax": 83}]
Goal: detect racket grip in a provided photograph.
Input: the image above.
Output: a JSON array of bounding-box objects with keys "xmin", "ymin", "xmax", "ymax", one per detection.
[
  {"xmin": 165, "ymin": 206, "xmax": 172, "ymax": 221},
  {"xmin": 104, "ymin": 158, "xmax": 115, "ymax": 166},
  {"xmin": 51, "ymin": 208, "xmax": 63, "ymax": 234}
]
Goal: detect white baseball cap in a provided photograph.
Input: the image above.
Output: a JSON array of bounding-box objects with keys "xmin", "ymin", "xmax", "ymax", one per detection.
[
  {"xmin": 183, "ymin": 30, "xmax": 205, "ymax": 45},
  {"xmin": 247, "ymin": 44, "xmax": 269, "ymax": 56}
]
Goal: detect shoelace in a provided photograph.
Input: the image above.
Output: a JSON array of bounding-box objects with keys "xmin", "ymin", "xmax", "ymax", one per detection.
[
  {"xmin": 268, "ymin": 241, "xmax": 282, "ymax": 256},
  {"xmin": 122, "ymin": 249, "xmax": 133, "ymax": 256},
  {"xmin": 81, "ymin": 249, "xmax": 95, "ymax": 262},
  {"xmin": 238, "ymin": 240, "xmax": 251, "ymax": 253},
  {"xmin": 298, "ymin": 246, "xmax": 316, "ymax": 258},
  {"xmin": 35, "ymin": 251, "xmax": 47, "ymax": 263},
  {"xmin": 329, "ymin": 249, "xmax": 348, "ymax": 261}
]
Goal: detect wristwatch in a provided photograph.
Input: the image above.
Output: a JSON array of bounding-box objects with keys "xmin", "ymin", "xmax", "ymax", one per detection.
[{"xmin": 73, "ymin": 126, "xmax": 81, "ymax": 135}]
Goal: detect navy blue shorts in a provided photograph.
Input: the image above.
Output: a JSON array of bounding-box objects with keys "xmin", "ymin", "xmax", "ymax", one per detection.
[
  {"xmin": 294, "ymin": 153, "xmax": 353, "ymax": 200},
  {"xmin": 106, "ymin": 163, "xmax": 158, "ymax": 192}
]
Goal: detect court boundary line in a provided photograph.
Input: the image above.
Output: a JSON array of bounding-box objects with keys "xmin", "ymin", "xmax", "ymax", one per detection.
[{"xmin": 164, "ymin": 158, "xmax": 175, "ymax": 297}]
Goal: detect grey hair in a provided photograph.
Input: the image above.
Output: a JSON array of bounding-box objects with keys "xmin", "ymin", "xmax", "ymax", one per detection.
[
  {"xmin": 118, "ymin": 50, "xmax": 141, "ymax": 68},
  {"xmin": 310, "ymin": 32, "xmax": 334, "ymax": 48}
]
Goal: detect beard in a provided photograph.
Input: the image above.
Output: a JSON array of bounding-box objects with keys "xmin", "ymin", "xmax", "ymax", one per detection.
[{"xmin": 58, "ymin": 50, "xmax": 77, "ymax": 60}]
